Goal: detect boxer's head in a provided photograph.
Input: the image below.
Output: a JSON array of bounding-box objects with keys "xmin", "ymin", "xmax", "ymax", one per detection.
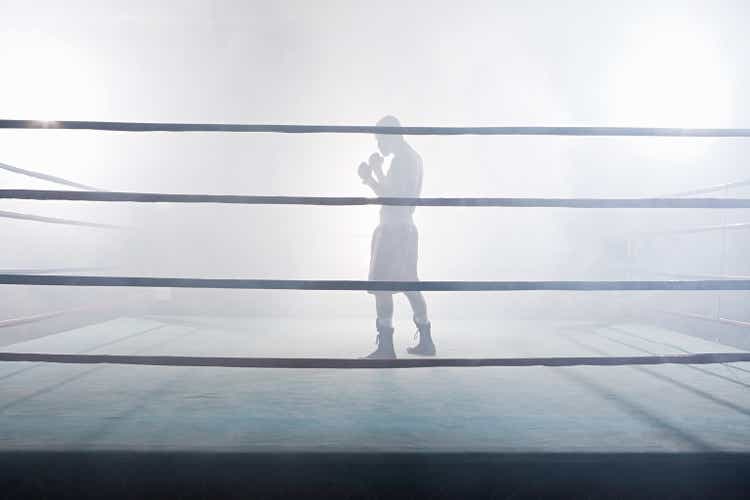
[{"xmin": 375, "ymin": 115, "xmax": 404, "ymax": 155}]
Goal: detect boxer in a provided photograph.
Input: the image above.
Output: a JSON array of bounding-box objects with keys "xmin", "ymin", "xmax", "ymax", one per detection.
[{"xmin": 357, "ymin": 115, "xmax": 434, "ymax": 359}]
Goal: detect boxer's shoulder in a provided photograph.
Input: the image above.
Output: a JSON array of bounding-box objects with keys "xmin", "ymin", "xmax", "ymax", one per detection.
[{"xmin": 393, "ymin": 147, "xmax": 421, "ymax": 170}]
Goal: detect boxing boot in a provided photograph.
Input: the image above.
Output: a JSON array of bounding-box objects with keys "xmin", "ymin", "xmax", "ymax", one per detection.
[
  {"xmin": 364, "ymin": 322, "xmax": 396, "ymax": 359},
  {"xmin": 407, "ymin": 321, "xmax": 435, "ymax": 356}
]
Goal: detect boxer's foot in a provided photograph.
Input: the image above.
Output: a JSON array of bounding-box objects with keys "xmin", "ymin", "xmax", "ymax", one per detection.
[
  {"xmin": 364, "ymin": 326, "xmax": 396, "ymax": 359},
  {"xmin": 407, "ymin": 322, "xmax": 435, "ymax": 356}
]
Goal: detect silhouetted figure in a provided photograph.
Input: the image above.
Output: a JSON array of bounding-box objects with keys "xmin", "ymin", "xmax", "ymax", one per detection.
[{"xmin": 358, "ymin": 116, "xmax": 434, "ymax": 359}]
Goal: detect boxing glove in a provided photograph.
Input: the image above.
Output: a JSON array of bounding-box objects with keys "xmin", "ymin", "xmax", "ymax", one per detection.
[
  {"xmin": 368, "ymin": 152, "xmax": 384, "ymax": 171},
  {"xmin": 358, "ymin": 161, "xmax": 372, "ymax": 181}
]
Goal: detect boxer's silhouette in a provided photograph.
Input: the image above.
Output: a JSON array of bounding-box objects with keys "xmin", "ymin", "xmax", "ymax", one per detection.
[{"xmin": 358, "ymin": 116, "xmax": 434, "ymax": 359}]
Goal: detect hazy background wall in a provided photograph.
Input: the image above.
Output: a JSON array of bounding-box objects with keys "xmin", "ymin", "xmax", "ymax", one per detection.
[{"xmin": 1, "ymin": 0, "xmax": 748, "ymax": 321}]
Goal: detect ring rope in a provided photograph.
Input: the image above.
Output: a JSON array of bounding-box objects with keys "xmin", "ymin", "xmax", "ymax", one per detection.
[
  {"xmin": 625, "ymin": 268, "xmax": 750, "ymax": 281},
  {"xmin": 1, "ymin": 275, "xmax": 749, "ymax": 291},
  {"xmin": 0, "ymin": 162, "xmax": 99, "ymax": 191},
  {"xmin": 606, "ymin": 292, "xmax": 750, "ymax": 329},
  {"xmin": 2, "ymin": 190, "xmax": 749, "ymax": 209},
  {"xmin": 3, "ymin": 119, "xmax": 750, "ymax": 137},
  {"xmin": 656, "ymin": 309, "xmax": 750, "ymax": 329},
  {"xmin": 0, "ymin": 351, "xmax": 747, "ymax": 368},
  {"xmin": 0, "ymin": 307, "xmax": 88, "ymax": 328},
  {"xmin": 0, "ymin": 209, "xmax": 124, "ymax": 229},
  {"xmin": 0, "ymin": 266, "xmax": 111, "ymax": 275},
  {"xmin": 636, "ymin": 222, "xmax": 750, "ymax": 237},
  {"xmin": 667, "ymin": 177, "xmax": 750, "ymax": 197}
]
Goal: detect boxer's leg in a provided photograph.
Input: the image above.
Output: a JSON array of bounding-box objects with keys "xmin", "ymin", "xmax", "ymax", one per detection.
[
  {"xmin": 375, "ymin": 292, "xmax": 394, "ymax": 329},
  {"xmin": 404, "ymin": 291, "xmax": 428, "ymax": 326},
  {"xmin": 364, "ymin": 293, "xmax": 396, "ymax": 359},
  {"xmin": 405, "ymin": 291, "xmax": 435, "ymax": 356}
]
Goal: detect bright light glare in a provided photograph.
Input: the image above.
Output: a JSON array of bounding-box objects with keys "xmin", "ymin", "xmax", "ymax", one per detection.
[
  {"xmin": 609, "ymin": 19, "xmax": 734, "ymax": 160},
  {"xmin": 33, "ymin": 120, "xmax": 60, "ymax": 128},
  {"xmin": 0, "ymin": 36, "xmax": 103, "ymax": 118}
]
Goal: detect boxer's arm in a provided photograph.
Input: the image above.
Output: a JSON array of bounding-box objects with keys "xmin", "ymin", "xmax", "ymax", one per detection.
[
  {"xmin": 369, "ymin": 153, "xmax": 385, "ymax": 183},
  {"xmin": 358, "ymin": 161, "xmax": 385, "ymax": 196},
  {"xmin": 363, "ymin": 177, "xmax": 385, "ymax": 196}
]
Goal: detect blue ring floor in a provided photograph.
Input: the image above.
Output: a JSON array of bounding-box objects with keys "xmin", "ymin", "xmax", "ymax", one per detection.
[{"xmin": 1, "ymin": 316, "xmax": 748, "ymax": 452}]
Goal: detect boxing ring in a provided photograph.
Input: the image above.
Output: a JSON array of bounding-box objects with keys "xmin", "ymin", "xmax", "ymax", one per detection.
[
  {"xmin": 1, "ymin": 119, "xmax": 750, "ymax": 496},
  {"xmin": 624, "ymin": 178, "xmax": 750, "ymax": 334}
]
